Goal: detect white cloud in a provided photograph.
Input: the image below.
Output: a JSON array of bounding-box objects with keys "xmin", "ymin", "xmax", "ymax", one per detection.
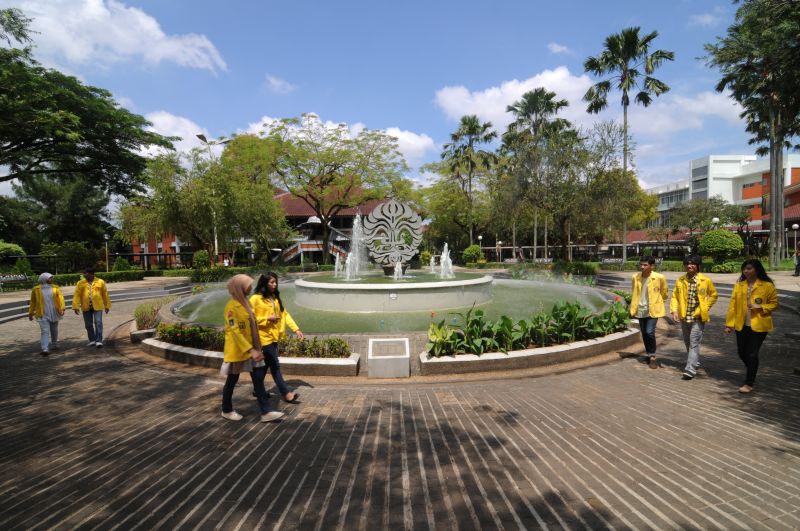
[
  {"xmin": 434, "ymin": 66, "xmax": 608, "ymax": 132},
  {"xmin": 12, "ymin": 0, "xmax": 226, "ymax": 73},
  {"xmin": 688, "ymin": 8, "xmax": 724, "ymax": 28},
  {"xmin": 264, "ymin": 74, "xmax": 295, "ymax": 94},
  {"xmin": 144, "ymin": 111, "xmax": 210, "ymax": 155},
  {"xmin": 547, "ymin": 42, "xmax": 572, "ymax": 55},
  {"xmin": 384, "ymin": 128, "xmax": 437, "ymax": 167},
  {"xmin": 628, "ymin": 91, "xmax": 742, "ymax": 137}
]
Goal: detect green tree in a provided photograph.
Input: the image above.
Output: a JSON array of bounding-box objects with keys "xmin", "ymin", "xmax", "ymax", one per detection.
[
  {"xmin": 262, "ymin": 114, "xmax": 409, "ymax": 263},
  {"xmin": 669, "ymin": 196, "xmax": 731, "ymax": 237},
  {"xmin": 441, "ymin": 115, "xmax": 498, "ymax": 245},
  {"xmin": 0, "ymin": 240, "xmax": 25, "ymax": 260},
  {"xmin": 0, "ymin": 9, "xmax": 174, "ymax": 195},
  {"xmin": 699, "ymin": 229, "xmax": 744, "ymax": 262},
  {"xmin": 705, "ymin": 0, "xmax": 800, "ymax": 267},
  {"xmin": 0, "ymin": 195, "xmax": 42, "ymax": 253},
  {"xmin": 583, "ymin": 26, "xmax": 674, "ymax": 261}
]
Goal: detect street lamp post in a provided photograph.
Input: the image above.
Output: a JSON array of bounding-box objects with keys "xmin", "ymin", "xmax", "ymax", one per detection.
[
  {"xmin": 104, "ymin": 234, "xmax": 109, "ymax": 272},
  {"xmin": 497, "ymin": 240, "xmax": 502, "ymax": 263},
  {"xmin": 711, "ymin": 217, "xmax": 720, "ymax": 228},
  {"xmin": 792, "ymin": 224, "xmax": 799, "ymax": 253},
  {"xmin": 196, "ymin": 134, "xmax": 230, "ymax": 264}
]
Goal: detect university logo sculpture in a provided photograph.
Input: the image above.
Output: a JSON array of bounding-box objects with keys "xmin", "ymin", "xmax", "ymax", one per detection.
[{"xmin": 362, "ymin": 199, "xmax": 422, "ymax": 268}]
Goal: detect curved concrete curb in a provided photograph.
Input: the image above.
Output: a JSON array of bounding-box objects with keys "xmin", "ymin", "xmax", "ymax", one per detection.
[
  {"xmin": 128, "ymin": 322, "xmax": 155, "ymax": 344},
  {"xmin": 419, "ymin": 327, "xmax": 640, "ymax": 375},
  {"xmin": 139, "ymin": 337, "xmax": 361, "ymax": 376}
]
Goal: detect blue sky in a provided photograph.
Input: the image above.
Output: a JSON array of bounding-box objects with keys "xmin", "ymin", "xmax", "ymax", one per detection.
[{"xmin": 3, "ymin": 0, "xmax": 752, "ymax": 195}]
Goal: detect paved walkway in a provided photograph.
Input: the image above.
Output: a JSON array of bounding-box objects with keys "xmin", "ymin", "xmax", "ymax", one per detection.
[{"xmin": 1, "ymin": 283, "xmax": 799, "ymax": 529}]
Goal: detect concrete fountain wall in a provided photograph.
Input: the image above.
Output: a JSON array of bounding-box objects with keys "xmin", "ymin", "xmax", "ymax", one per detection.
[{"xmin": 293, "ymin": 275, "xmax": 494, "ymax": 312}]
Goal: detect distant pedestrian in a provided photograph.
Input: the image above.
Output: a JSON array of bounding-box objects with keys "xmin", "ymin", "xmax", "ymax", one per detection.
[
  {"xmin": 793, "ymin": 249, "xmax": 800, "ymax": 276},
  {"xmin": 629, "ymin": 256, "xmax": 668, "ymax": 368},
  {"xmin": 670, "ymin": 255, "xmax": 718, "ymax": 380},
  {"xmin": 220, "ymin": 274, "xmax": 284, "ymax": 422},
  {"xmin": 251, "ymin": 273, "xmax": 304, "ymax": 403},
  {"xmin": 28, "ymin": 273, "xmax": 65, "ymax": 356},
  {"xmin": 72, "ymin": 268, "xmax": 110, "ymax": 348},
  {"xmin": 223, "ymin": 257, "xmax": 230, "ymax": 267},
  {"xmin": 724, "ymin": 259, "xmax": 778, "ymax": 394}
]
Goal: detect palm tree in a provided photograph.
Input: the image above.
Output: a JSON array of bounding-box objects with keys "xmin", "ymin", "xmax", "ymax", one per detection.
[
  {"xmin": 505, "ymin": 87, "xmax": 571, "ymax": 140},
  {"xmin": 583, "ymin": 27, "xmax": 674, "ymax": 261},
  {"xmin": 442, "ymin": 115, "xmax": 497, "ymax": 245}
]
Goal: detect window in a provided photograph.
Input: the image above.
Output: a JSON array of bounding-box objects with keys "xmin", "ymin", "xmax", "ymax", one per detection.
[
  {"xmin": 693, "ymin": 178, "xmax": 707, "ymax": 189},
  {"xmin": 692, "ymin": 166, "xmax": 708, "ymax": 178}
]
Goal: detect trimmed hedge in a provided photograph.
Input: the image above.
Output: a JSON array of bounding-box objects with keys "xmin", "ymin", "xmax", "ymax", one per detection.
[
  {"xmin": 144, "ymin": 269, "xmax": 195, "ymax": 277},
  {"xmin": 51, "ymin": 270, "xmax": 146, "ymax": 286}
]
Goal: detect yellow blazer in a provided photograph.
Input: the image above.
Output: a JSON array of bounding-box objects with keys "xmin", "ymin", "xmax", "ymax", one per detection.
[
  {"xmin": 725, "ymin": 279, "xmax": 778, "ymax": 333},
  {"xmin": 629, "ymin": 272, "xmax": 668, "ymax": 318},
  {"xmin": 71, "ymin": 278, "xmax": 111, "ymax": 311},
  {"xmin": 223, "ymin": 300, "xmax": 254, "ymax": 362},
  {"xmin": 670, "ymin": 273, "xmax": 718, "ymax": 322},
  {"xmin": 250, "ymin": 294, "xmax": 299, "ymax": 346},
  {"xmin": 28, "ymin": 285, "xmax": 66, "ymax": 318}
]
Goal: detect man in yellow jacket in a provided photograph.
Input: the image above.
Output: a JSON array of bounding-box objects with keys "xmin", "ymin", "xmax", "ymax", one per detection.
[
  {"xmin": 670, "ymin": 255, "xmax": 718, "ymax": 380},
  {"xmin": 72, "ymin": 268, "xmax": 111, "ymax": 348},
  {"xmin": 629, "ymin": 256, "xmax": 668, "ymax": 369}
]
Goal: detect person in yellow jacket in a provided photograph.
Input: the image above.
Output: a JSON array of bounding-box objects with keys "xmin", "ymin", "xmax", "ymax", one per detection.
[
  {"xmin": 221, "ymin": 274, "xmax": 284, "ymax": 422},
  {"xmin": 670, "ymin": 255, "xmax": 718, "ymax": 380},
  {"xmin": 629, "ymin": 256, "xmax": 668, "ymax": 369},
  {"xmin": 251, "ymin": 272, "xmax": 304, "ymax": 403},
  {"xmin": 724, "ymin": 259, "xmax": 779, "ymax": 394},
  {"xmin": 72, "ymin": 268, "xmax": 111, "ymax": 348},
  {"xmin": 28, "ymin": 272, "xmax": 65, "ymax": 355}
]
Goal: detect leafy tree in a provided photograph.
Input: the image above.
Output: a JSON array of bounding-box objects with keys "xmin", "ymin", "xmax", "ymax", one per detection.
[
  {"xmin": 420, "ymin": 174, "xmax": 490, "ymax": 252},
  {"xmin": 440, "ymin": 115, "xmax": 498, "ymax": 245},
  {"xmin": 583, "ymin": 26, "xmax": 674, "ymax": 261},
  {"xmin": 0, "ymin": 240, "xmax": 24, "ymax": 260},
  {"xmin": 0, "ymin": 195, "xmax": 42, "ymax": 253},
  {"xmin": 462, "ymin": 244, "xmax": 483, "ymax": 264},
  {"xmin": 262, "ymin": 114, "xmax": 408, "ymax": 263},
  {"xmin": 40, "ymin": 241, "xmax": 97, "ymax": 273},
  {"xmin": 0, "ymin": 9, "xmax": 174, "ymax": 195},
  {"xmin": 705, "ymin": 0, "xmax": 800, "ymax": 267},
  {"xmin": 193, "ymin": 250, "xmax": 211, "ymax": 269},
  {"xmin": 112, "ymin": 256, "xmax": 133, "ymax": 271},
  {"xmin": 669, "ymin": 196, "xmax": 732, "ymax": 237},
  {"xmin": 12, "ymin": 175, "xmax": 111, "ymax": 247},
  {"xmin": 699, "ymin": 229, "xmax": 744, "ymax": 262}
]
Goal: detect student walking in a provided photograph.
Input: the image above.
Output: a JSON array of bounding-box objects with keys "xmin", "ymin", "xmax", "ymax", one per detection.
[
  {"xmin": 250, "ymin": 273, "xmax": 304, "ymax": 403},
  {"xmin": 28, "ymin": 273, "xmax": 65, "ymax": 356},
  {"xmin": 629, "ymin": 256, "xmax": 668, "ymax": 368},
  {"xmin": 724, "ymin": 259, "xmax": 779, "ymax": 394},
  {"xmin": 670, "ymin": 255, "xmax": 718, "ymax": 380},
  {"xmin": 72, "ymin": 268, "xmax": 111, "ymax": 347},
  {"xmin": 221, "ymin": 274, "xmax": 284, "ymax": 422}
]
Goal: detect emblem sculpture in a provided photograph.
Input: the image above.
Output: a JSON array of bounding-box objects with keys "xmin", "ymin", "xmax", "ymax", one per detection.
[{"xmin": 362, "ymin": 199, "xmax": 422, "ymax": 275}]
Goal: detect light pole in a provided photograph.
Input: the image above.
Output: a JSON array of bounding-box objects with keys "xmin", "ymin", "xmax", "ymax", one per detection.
[
  {"xmin": 497, "ymin": 240, "xmax": 502, "ymax": 262},
  {"xmin": 792, "ymin": 224, "xmax": 799, "ymax": 253},
  {"xmin": 104, "ymin": 234, "xmax": 109, "ymax": 272},
  {"xmin": 711, "ymin": 216, "xmax": 719, "ymax": 228},
  {"xmin": 196, "ymin": 133, "xmax": 230, "ymax": 263}
]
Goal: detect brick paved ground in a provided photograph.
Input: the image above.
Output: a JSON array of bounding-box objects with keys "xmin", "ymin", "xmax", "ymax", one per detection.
[{"xmin": 1, "ymin": 297, "xmax": 799, "ymax": 530}]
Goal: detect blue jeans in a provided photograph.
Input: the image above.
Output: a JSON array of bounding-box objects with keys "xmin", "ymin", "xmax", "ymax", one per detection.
[
  {"xmin": 637, "ymin": 317, "xmax": 658, "ymax": 355},
  {"xmin": 82, "ymin": 309, "xmax": 104, "ymax": 343},
  {"xmin": 222, "ymin": 366, "xmax": 271, "ymax": 414},
  {"xmin": 263, "ymin": 343, "xmax": 291, "ymax": 396}
]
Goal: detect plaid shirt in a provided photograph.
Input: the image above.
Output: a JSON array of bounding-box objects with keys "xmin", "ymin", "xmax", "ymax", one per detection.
[{"xmin": 685, "ymin": 277, "xmax": 699, "ymax": 322}]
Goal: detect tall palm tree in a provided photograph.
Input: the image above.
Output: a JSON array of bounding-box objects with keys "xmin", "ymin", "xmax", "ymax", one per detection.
[
  {"xmin": 506, "ymin": 87, "xmax": 571, "ymax": 140},
  {"xmin": 583, "ymin": 27, "xmax": 674, "ymax": 261},
  {"xmin": 442, "ymin": 115, "xmax": 497, "ymax": 245}
]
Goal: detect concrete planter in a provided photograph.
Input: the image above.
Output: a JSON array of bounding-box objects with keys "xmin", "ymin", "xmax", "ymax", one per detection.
[
  {"xmin": 128, "ymin": 322, "xmax": 156, "ymax": 344},
  {"xmin": 419, "ymin": 327, "xmax": 640, "ymax": 375},
  {"xmin": 140, "ymin": 338, "xmax": 360, "ymax": 376}
]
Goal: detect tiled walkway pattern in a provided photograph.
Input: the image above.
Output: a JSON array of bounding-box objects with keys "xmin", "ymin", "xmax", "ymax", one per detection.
[{"xmin": 1, "ymin": 300, "xmax": 799, "ymax": 530}]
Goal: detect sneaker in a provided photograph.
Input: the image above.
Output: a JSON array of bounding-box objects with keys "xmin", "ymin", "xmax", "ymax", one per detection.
[
  {"xmin": 682, "ymin": 371, "xmax": 695, "ymax": 380},
  {"xmin": 87, "ymin": 341, "xmax": 95, "ymax": 347},
  {"xmin": 95, "ymin": 342, "xmax": 103, "ymax": 348},
  {"xmin": 49, "ymin": 343, "xmax": 58, "ymax": 351},
  {"xmin": 648, "ymin": 357, "xmax": 659, "ymax": 369},
  {"xmin": 261, "ymin": 411, "xmax": 284, "ymax": 423},
  {"xmin": 40, "ymin": 350, "xmax": 49, "ymax": 356},
  {"xmin": 221, "ymin": 411, "xmax": 243, "ymax": 421}
]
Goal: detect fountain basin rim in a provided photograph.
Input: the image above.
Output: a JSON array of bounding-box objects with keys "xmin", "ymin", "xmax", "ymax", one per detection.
[{"xmin": 295, "ymin": 275, "xmax": 493, "ymax": 291}]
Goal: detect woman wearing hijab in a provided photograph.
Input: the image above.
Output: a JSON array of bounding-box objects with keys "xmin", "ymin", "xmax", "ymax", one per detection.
[
  {"xmin": 221, "ymin": 274, "xmax": 284, "ymax": 422},
  {"xmin": 250, "ymin": 273, "xmax": 304, "ymax": 403},
  {"xmin": 724, "ymin": 259, "xmax": 779, "ymax": 394},
  {"xmin": 28, "ymin": 273, "xmax": 65, "ymax": 355}
]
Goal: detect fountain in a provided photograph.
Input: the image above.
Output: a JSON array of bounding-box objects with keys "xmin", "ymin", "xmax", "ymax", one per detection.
[
  {"xmin": 429, "ymin": 255, "xmax": 436, "ymax": 274},
  {"xmin": 334, "ymin": 253, "xmax": 343, "ymax": 278},
  {"xmin": 173, "ymin": 199, "xmax": 615, "ymax": 331}
]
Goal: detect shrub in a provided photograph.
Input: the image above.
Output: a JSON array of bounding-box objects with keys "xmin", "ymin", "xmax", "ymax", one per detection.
[
  {"xmin": 112, "ymin": 256, "xmax": 133, "ymax": 271},
  {"xmin": 156, "ymin": 323, "xmax": 224, "ymax": 351},
  {"xmin": 462, "ymin": 244, "xmax": 482, "ymax": 264},
  {"xmin": 0, "ymin": 240, "xmax": 25, "ymax": 260},
  {"xmin": 13, "ymin": 257, "xmax": 33, "ymax": 276},
  {"xmin": 699, "ymin": 230, "xmax": 744, "ymax": 262},
  {"xmin": 191, "ymin": 266, "xmax": 250, "ymax": 283},
  {"xmin": 709, "ymin": 260, "xmax": 741, "ymax": 273},
  {"xmin": 278, "ymin": 336, "xmax": 352, "ymax": 358},
  {"xmin": 193, "ymin": 250, "xmax": 211, "ymax": 269},
  {"xmin": 420, "ymin": 250, "xmax": 432, "ymax": 266},
  {"xmin": 134, "ymin": 296, "xmax": 177, "ymax": 330}
]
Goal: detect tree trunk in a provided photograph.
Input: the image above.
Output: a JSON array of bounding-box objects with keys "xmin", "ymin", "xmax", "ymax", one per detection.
[
  {"xmin": 768, "ymin": 107, "xmax": 784, "ymax": 268},
  {"xmin": 622, "ymin": 103, "xmax": 629, "ymax": 263},
  {"xmin": 544, "ymin": 216, "xmax": 548, "ymax": 259},
  {"xmin": 533, "ymin": 208, "xmax": 538, "ymax": 260},
  {"xmin": 321, "ymin": 217, "xmax": 331, "ymax": 265}
]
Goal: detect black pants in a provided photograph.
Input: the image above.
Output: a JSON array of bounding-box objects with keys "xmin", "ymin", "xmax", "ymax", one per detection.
[{"xmin": 735, "ymin": 326, "xmax": 768, "ymax": 386}]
